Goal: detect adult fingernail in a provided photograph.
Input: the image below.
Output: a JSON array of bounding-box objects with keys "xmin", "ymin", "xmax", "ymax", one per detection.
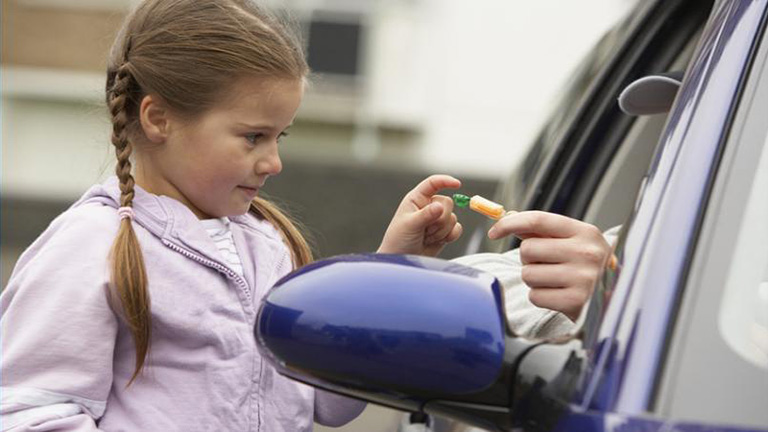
[{"xmin": 488, "ymin": 227, "xmax": 497, "ymax": 239}]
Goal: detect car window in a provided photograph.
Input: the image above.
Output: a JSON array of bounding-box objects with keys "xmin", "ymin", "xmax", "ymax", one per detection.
[
  {"xmin": 717, "ymin": 136, "xmax": 768, "ymax": 370},
  {"xmin": 483, "ymin": 1, "xmax": 712, "ymax": 255},
  {"xmin": 481, "ymin": 9, "xmax": 647, "ymax": 255},
  {"xmin": 655, "ymin": 21, "xmax": 768, "ymax": 426},
  {"xmin": 494, "ymin": 23, "xmax": 630, "ymax": 216},
  {"xmin": 583, "ymin": 30, "xmax": 702, "ymax": 232}
]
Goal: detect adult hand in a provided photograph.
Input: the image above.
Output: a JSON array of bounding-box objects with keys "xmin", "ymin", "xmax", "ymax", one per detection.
[
  {"xmin": 378, "ymin": 175, "xmax": 463, "ymax": 257},
  {"xmin": 488, "ymin": 211, "xmax": 611, "ymax": 321}
]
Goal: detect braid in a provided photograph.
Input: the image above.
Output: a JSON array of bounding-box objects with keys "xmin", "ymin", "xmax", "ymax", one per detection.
[
  {"xmin": 250, "ymin": 198, "xmax": 313, "ymax": 269},
  {"xmin": 110, "ymin": 64, "xmax": 137, "ymax": 207},
  {"xmin": 107, "ymin": 62, "xmax": 151, "ymax": 386}
]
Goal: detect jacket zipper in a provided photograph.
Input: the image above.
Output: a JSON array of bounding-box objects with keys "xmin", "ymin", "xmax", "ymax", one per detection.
[
  {"xmin": 161, "ymin": 239, "xmax": 252, "ymax": 301},
  {"xmin": 163, "ymin": 239, "xmax": 263, "ymax": 431}
]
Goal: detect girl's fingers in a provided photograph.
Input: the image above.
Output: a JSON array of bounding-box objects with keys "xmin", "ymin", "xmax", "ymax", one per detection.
[
  {"xmin": 412, "ymin": 201, "xmax": 444, "ymax": 229},
  {"xmin": 423, "ymin": 195, "xmax": 455, "ymax": 238},
  {"xmin": 445, "ymin": 222, "xmax": 463, "ymax": 243},
  {"xmin": 425, "ymin": 213, "xmax": 458, "ymax": 244},
  {"xmin": 408, "ymin": 175, "xmax": 461, "ymax": 206},
  {"xmin": 431, "ymin": 195, "xmax": 455, "ymax": 218},
  {"xmin": 424, "ymin": 223, "xmax": 462, "ymax": 248},
  {"xmin": 489, "ymin": 210, "xmax": 592, "ymax": 240}
]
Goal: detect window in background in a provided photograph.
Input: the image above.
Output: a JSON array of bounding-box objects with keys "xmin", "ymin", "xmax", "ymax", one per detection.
[{"xmin": 307, "ymin": 15, "xmax": 362, "ymax": 78}]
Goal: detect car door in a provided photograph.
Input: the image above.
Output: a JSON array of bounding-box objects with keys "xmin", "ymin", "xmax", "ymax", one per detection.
[
  {"xmin": 653, "ymin": 7, "xmax": 768, "ymax": 425},
  {"xmin": 465, "ymin": 1, "xmax": 768, "ymax": 430},
  {"xmin": 549, "ymin": 0, "xmax": 768, "ymax": 429},
  {"xmin": 638, "ymin": 0, "xmax": 768, "ymax": 427},
  {"xmin": 425, "ymin": 1, "xmax": 719, "ymax": 430},
  {"xmin": 451, "ymin": 0, "xmax": 768, "ymax": 430}
]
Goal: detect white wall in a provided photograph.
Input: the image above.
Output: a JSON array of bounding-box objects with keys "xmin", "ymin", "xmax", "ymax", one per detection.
[
  {"xmin": 2, "ymin": 98, "xmax": 112, "ymax": 200},
  {"xmin": 371, "ymin": 0, "xmax": 634, "ymax": 178},
  {"xmin": 240, "ymin": 0, "xmax": 636, "ymax": 178},
  {"xmin": 1, "ymin": 0, "xmax": 636, "ymax": 194}
]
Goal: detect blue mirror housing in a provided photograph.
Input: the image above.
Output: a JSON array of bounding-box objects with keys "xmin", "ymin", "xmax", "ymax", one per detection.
[{"xmin": 256, "ymin": 254, "xmax": 534, "ymax": 429}]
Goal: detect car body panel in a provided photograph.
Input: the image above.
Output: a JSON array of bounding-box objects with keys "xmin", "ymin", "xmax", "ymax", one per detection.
[
  {"xmin": 554, "ymin": 411, "xmax": 766, "ymax": 432},
  {"xmin": 597, "ymin": 0, "xmax": 768, "ymax": 414}
]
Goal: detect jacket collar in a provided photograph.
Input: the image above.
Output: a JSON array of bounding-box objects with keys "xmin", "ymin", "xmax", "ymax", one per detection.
[{"xmin": 73, "ymin": 177, "xmax": 281, "ymax": 262}]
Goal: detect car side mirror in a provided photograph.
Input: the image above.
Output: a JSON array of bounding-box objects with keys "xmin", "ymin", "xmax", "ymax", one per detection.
[{"xmin": 255, "ymin": 254, "xmax": 576, "ymax": 431}]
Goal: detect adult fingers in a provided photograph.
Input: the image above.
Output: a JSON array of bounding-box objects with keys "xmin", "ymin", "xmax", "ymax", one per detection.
[
  {"xmin": 519, "ymin": 236, "xmax": 609, "ymax": 265},
  {"xmin": 519, "ymin": 237, "xmax": 573, "ymax": 264},
  {"xmin": 520, "ymin": 263, "xmax": 573, "ymax": 288},
  {"xmin": 488, "ymin": 210, "xmax": 592, "ymax": 240},
  {"xmin": 528, "ymin": 286, "xmax": 589, "ymax": 321}
]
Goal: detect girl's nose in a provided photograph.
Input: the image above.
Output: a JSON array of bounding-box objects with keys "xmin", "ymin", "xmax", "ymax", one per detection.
[{"xmin": 257, "ymin": 143, "xmax": 282, "ymax": 176}]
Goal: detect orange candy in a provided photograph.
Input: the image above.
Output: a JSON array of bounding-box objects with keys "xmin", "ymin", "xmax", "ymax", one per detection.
[{"xmin": 469, "ymin": 195, "xmax": 506, "ymax": 219}]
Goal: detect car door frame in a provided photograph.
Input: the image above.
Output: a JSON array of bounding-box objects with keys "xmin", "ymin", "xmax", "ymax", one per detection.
[{"xmin": 585, "ymin": 0, "xmax": 768, "ymax": 418}]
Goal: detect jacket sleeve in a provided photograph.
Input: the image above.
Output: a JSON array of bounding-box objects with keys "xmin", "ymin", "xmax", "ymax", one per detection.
[
  {"xmin": 451, "ymin": 250, "xmax": 573, "ymax": 338},
  {"xmin": 313, "ymin": 389, "xmax": 366, "ymax": 427},
  {"xmin": 1, "ymin": 207, "xmax": 119, "ymax": 431},
  {"xmin": 451, "ymin": 225, "xmax": 622, "ymax": 339}
]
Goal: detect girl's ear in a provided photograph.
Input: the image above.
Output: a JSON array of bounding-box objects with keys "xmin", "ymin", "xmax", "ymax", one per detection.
[{"xmin": 139, "ymin": 94, "xmax": 169, "ymax": 144}]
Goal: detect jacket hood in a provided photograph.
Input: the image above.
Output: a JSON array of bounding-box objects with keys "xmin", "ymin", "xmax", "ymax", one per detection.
[
  {"xmin": 72, "ymin": 176, "xmax": 284, "ymax": 260},
  {"xmin": 73, "ymin": 176, "xmax": 187, "ymax": 240}
]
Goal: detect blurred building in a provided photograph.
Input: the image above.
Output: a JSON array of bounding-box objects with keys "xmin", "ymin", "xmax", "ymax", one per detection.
[{"xmin": 1, "ymin": 0, "xmax": 634, "ymax": 430}]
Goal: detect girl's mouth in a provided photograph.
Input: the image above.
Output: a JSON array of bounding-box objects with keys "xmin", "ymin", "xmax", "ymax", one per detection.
[{"xmin": 237, "ymin": 185, "xmax": 260, "ymax": 197}]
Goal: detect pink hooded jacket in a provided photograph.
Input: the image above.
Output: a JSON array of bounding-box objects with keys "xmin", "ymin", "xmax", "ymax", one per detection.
[{"xmin": 0, "ymin": 177, "xmax": 365, "ymax": 431}]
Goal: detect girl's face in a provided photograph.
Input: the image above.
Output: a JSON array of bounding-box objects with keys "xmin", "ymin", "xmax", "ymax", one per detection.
[{"xmin": 137, "ymin": 77, "xmax": 303, "ymax": 219}]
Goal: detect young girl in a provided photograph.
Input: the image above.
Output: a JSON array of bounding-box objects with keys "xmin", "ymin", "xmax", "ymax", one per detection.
[{"xmin": 0, "ymin": 1, "xmax": 462, "ymax": 431}]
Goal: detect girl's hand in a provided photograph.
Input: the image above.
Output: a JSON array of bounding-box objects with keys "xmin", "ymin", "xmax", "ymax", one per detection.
[
  {"xmin": 378, "ymin": 175, "xmax": 463, "ymax": 257},
  {"xmin": 488, "ymin": 211, "xmax": 611, "ymax": 321}
]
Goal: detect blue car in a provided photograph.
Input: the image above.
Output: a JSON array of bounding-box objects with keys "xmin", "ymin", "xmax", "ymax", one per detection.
[{"xmin": 256, "ymin": 0, "xmax": 768, "ymax": 431}]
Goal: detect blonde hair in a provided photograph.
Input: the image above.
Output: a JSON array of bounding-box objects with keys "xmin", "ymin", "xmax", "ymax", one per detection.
[{"xmin": 105, "ymin": 0, "xmax": 312, "ymax": 384}]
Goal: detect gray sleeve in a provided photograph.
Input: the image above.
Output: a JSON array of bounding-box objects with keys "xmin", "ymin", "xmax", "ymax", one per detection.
[
  {"xmin": 451, "ymin": 251, "xmax": 574, "ymax": 339},
  {"xmin": 450, "ymin": 225, "xmax": 622, "ymax": 340}
]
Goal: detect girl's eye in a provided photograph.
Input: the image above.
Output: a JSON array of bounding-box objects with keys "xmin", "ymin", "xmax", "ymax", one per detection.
[
  {"xmin": 245, "ymin": 133, "xmax": 263, "ymax": 144},
  {"xmin": 245, "ymin": 132, "xmax": 289, "ymax": 145}
]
